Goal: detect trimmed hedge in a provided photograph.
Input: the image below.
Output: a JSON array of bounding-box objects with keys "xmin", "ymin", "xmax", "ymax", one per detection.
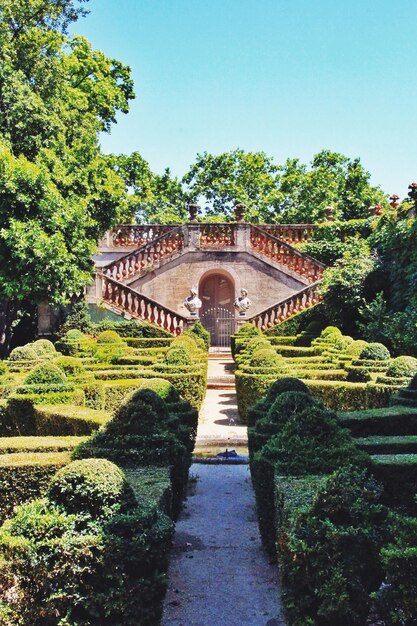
[
  {"xmin": 1, "ymin": 399, "xmax": 108, "ymax": 436},
  {"xmin": 124, "ymin": 466, "xmax": 173, "ymax": 517},
  {"xmin": 0, "ymin": 451, "xmax": 70, "ymax": 523},
  {"xmin": 125, "ymin": 337, "xmax": 173, "ymax": 348},
  {"xmin": 0, "ymin": 461, "xmax": 174, "ymax": 625},
  {"xmin": 0, "ymin": 436, "xmax": 87, "ymax": 454},
  {"xmin": 339, "ymin": 406, "xmax": 417, "ymax": 437},
  {"xmin": 371, "ymin": 454, "xmax": 417, "ymax": 513}
]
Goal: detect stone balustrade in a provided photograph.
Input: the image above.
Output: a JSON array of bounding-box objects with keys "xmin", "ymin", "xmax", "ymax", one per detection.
[
  {"xmin": 257, "ymin": 224, "xmax": 317, "ymax": 243},
  {"xmin": 110, "ymin": 224, "xmax": 172, "ymax": 247},
  {"xmin": 104, "ymin": 227, "xmax": 184, "ymax": 282},
  {"xmin": 249, "ymin": 225, "xmax": 325, "ymax": 283},
  {"xmin": 198, "ymin": 224, "xmax": 236, "ymax": 247},
  {"xmin": 101, "ymin": 276, "xmax": 188, "ymax": 333},
  {"xmin": 248, "ymin": 283, "xmax": 322, "ymax": 330}
]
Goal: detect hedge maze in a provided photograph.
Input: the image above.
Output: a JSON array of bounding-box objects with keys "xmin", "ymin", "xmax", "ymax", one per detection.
[
  {"xmin": 0, "ymin": 320, "xmax": 209, "ymax": 625},
  {"xmin": 234, "ymin": 321, "xmax": 417, "ymax": 625}
]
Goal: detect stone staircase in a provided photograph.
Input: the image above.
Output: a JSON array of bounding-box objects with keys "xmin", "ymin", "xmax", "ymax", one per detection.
[{"xmin": 90, "ymin": 222, "xmax": 325, "ymax": 335}]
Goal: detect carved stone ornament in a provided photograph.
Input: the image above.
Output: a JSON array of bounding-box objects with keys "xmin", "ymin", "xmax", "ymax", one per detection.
[
  {"xmin": 234, "ymin": 288, "xmax": 251, "ymax": 314},
  {"xmin": 184, "ymin": 288, "xmax": 202, "ymax": 315}
]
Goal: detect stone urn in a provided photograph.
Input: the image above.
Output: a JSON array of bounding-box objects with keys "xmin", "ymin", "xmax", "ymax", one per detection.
[{"xmin": 234, "ymin": 203, "xmax": 246, "ymax": 223}]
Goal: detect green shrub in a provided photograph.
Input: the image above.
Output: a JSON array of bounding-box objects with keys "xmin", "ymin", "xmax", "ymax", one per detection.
[
  {"xmin": 250, "ymin": 348, "xmax": 281, "ymax": 368},
  {"xmin": 140, "ymin": 378, "xmax": 180, "ymax": 403},
  {"xmin": 0, "ymin": 489, "xmax": 173, "ymax": 625},
  {"xmin": 54, "ymin": 356, "xmax": 86, "ymax": 377},
  {"xmin": 321, "ymin": 325, "xmax": 342, "ymax": 337},
  {"xmin": 347, "ymin": 339, "xmax": 369, "ymax": 356},
  {"xmin": 102, "ymin": 379, "xmax": 145, "ymax": 412},
  {"xmin": 48, "ymin": 459, "xmax": 136, "ymax": 519},
  {"xmin": 347, "ymin": 366, "xmax": 372, "ymax": 382},
  {"xmin": 65, "ymin": 329, "xmax": 85, "ymax": 341},
  {"xmin": 7, "ymin": 345, "xmax": 38, "ymax": 362},
  {"xmin": 0, "ymin": 451, "xmax": 70, "ymax": 523},
  {"xmin": 188, "ymin": 321, "xmax": 210, "ymax": 350},
  {"xmin": 386, "ymin": 356, "xmax": 417, "ymax": 379},
  {"xmin": 236, "ymin": 322, "xmax": 261, "ymax": 336},
  {"xmin": 31, "ymin": 339, "xmax": 56, "ymax": 357},
  {"xmin": 278, "ymin": 466, "xmax": 389, "ymax": 626},
  {"xmin": 360, "ymin": 342, "xmax": 391, "ymax": 361},
  {"xmin": 23, "ymin": 362, "xmax": 67, "ymax": 387},
  {"xmin": 96, "ymin": 329, "xmax": 124, "ymax": 344},
  {"xmin": 371, "ymin": 454, "xmax": 417, "ymax": 513},
  {"xmin": 339, "ymin": 406, "xmax": 417, "ymax": 437},
  {"xmin": 376, "ymin": 514, "xmax": 417, "ymax": 624},
  {"xmin": 0, "ymin": 361, "xmax": 7, "ymax": 376},
  {"xmin": 0, "ymin": 436, "xmax": 87, "ymax": 454},
  {"xmin": 164, "ymin": 346, "xmax": 191, "ymax": 366},
  {"xmin": 91, "ymin": 318, "xmax": 172, "ymax": 338}
]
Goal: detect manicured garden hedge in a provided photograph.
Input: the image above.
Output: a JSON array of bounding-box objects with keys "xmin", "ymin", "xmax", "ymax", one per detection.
[{"xmin": 0, "ymin": 451, "xmax": 71, "ymax": 524}]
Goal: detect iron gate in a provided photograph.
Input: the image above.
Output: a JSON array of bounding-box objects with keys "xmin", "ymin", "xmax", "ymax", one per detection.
[{"xmin": 200, "ymin": 307, "xmax": 235, "ymax": 349}]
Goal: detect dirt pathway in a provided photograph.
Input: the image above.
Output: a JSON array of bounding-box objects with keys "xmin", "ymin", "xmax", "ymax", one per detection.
[{"xmin": 162, "ymin": 358, "xmax": 286, "ymax": 626}]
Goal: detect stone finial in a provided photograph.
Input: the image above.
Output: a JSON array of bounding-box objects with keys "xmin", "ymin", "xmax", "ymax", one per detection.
[
  {"xmin": 234, "ymin": 203, "xmax": 246, "ymax": 223},
  {"xmin": 369, "ymin": 204, "xmax": 384, "ymax": 216},
  {"xmin": 183, "ymin": 287, "xmax": 202, "ymax": 315},
  {"xmin": 234, "ymin": 288, "xmax": 251, "ymax": 315},
  {"xmin": 389, "ymin": 194, "xmax": 400, "ymax": 209},
  {"xmin": 188, "ymin": 203, "xmax": 200, "ymax": 223},
  {"xmin": 324, "ymin": 206, "xmax": 335, "ymax": 221},
  {"xmin": 408, "ymin": 183, "xmax": 417, "ymax": 204}
]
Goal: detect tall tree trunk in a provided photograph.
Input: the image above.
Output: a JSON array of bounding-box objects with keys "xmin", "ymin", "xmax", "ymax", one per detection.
[{"xmin": 0, "ymin": 298, "xmax": 18, "ymax": 358}]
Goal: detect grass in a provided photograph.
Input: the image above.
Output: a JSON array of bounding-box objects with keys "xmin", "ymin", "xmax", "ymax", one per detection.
[{"xmin": 0, "ymin": 436, "xmax": 87, "ymax": 454}]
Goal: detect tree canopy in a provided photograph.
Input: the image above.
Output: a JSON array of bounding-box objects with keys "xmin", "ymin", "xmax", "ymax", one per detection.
[{"xmin": 0, "ymin": 0, "xmax": 134, "ymax": 352}]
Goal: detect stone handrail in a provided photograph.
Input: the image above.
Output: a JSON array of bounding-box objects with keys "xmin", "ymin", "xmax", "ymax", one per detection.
[
  {"xmin": 110, "ymin": 224, "xmax": 173, "ymax": 247},
  {"xmin": 198, "ymin": 223, "xmax": 236, "ymax": 247},
  {"xmin": 101, "ymin": 275, "xmax": 188, "ymax": 333},
  {"xmin": 248, "ymin": 282, "xmax": 323, "ymax": 330},
  {"xmin": 249, "ymin": 225, "xmax": 325, "ymax": 282},
  {"xmin": 257, "ymin": 224, "xmax": 318, "ymax": 243},
  {"xmin": 104, "ymin": 226, "xmax": 184, "ymax": 282}
]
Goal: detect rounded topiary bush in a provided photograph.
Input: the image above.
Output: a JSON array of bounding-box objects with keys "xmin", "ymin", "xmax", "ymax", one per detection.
[
  {"xmin": 250, "ymin": 348, "xmax": 281, "ymax": 368},
  {"xmin": 54, "ymin": 356, "xmax": 86, "ymax": 377},
  {"xmin": 24, "ymin": 362, "xmax": 68, "ymax": 386},
  {"xmin": 8, "ymin": 345, "xmax": 39, "ymax": 362},
  {"xmin": 246, "ymin": 337, "xmax": 270, "ymax": 354},
  {"xmin": 360, "ymin": 343, "xmax": 390, "ymax": 361},
  {"xmin": 236, "ymin": 323, "xmax": 262, "ymax": 337},
  {"xmin": 140, "ymin": 378, "xmax": 180, "ymax": 403},
  {"xmin": 321, "ymin": 326, "xmax": 342, "ymax": 338},
  {"xmin": 48, "ymin": 459, "xmax": 136, "ymax": 518},
  {"xmin": 266, "ymin": 377, "xmax": 311, "ymax": 405},
  {"xmin": 31, "ymin": 339, "xmax": 56, "ymax": 357},
  {"xmin": 266, "ymin": 391, "xmax": 316, "ymax": 425},
  {"xmin": 105, "ymin": 388, "xmax": 170, "ymax": 436},
  {"xmin": 164, "ymin": 346, "xmax": 192, "ymax": 366},
  {"xmin": 386, "ymin": 356, "xmax": 417, "ymax": 379},
  {"xmin": 96, "ymin": 330, "xmax": 124, "ymax": 344},
  {"xmin": 347, "ymin": 340, "xmax": 369, "ymax": 356},
  {"xmin": 347, "ymin": 367, "xmax": 372, "ymax": 383},
  {"xmin": 65, "ymin": 329, "xmax": 85, "ymax": 341},
  {"xmin": 333, "ymin": 336, "xmax": 354, "ymax": 350}
]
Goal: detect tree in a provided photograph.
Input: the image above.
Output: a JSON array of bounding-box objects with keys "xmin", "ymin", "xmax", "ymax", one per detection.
[
  {"xmin": 112, "ymin": 152, "xmax": 187, "ymax": 223},
  {"xmin": 182, "ymin": 148, "xmax": 387, "ymax": 223},
  {"xmin": 0, "ymin": 0, "xmax": 135, "ymax": 354}
]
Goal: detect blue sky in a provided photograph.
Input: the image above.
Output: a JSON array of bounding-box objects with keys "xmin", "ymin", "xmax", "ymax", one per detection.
[{"xmin": 74, "ymin": 0, "xmax": 417, "ymax": 197}]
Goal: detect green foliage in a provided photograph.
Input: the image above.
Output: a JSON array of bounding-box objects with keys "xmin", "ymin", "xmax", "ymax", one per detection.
[
  {"xmin": 53, "ymin": 356, "xmax": 86, "ymax": 377},
  {"xmin": 31, "ymin": 339, "xmax": 56, "ymax": 357},
  {"xmin": 23, "ymin": 362, "xmax": 67, "ymax": 387},
  {"xmin": 164, "ymin": 346, "xmax": 192, "ymax": 366},
  {"xmin": 386, "ymin": 356, "xmax": 417, "ymax": 379},
  {"xmin": 360, "ymin": 342, "xmax": 390, "ymax": 361},
  {"xmin": 320, "ymin": 241, "xmax": 376, "ymax": 333},
  {"xmin": 90, "ymin": 319, "xmax": 172, "ymax": 338},
  {"xmin": 0, "ymin": 451, "xmax": 70, "ymax": 524},
  {"xmin": 8, "ymin": 345, "xmax": 39, "ymax": 363},
  {"xmin": 250, "ymin": 348, "xmax": 281, "ymax": 368},
  {"xmin": 188, "ymin": 321, "xmax": 210, "ymax": 350},
  {"xmin": 279, "ymin": 466, "xmax": 389, "ymax": 626},
  {"xmin": 346, "ymin": 366, "xmax": 372, "ymax": 383},
  {"xmin": 182, "ymin": 148, "xmax": 386, "ymax": 222},
  {"xmin": 140, "ymin": 378, "xmax": 180, "ymax": 403},
  {"xmin": 59, "ymin": 300, "xmax": 92, "ymax": 335},
  {"xmin": 96, "ymin": 330, "xmax": 124, "ymax": 344},
  {"xmin": 376, "ymin": 514, "xmax": 417, "ymax": 624},
  {"xmin": 48, "ymin": 459, "xmax": 136, "ymax": 519}
]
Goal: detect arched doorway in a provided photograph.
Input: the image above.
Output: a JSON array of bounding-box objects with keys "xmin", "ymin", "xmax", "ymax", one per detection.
[{"xmin": 199, "ymin": 273, "xmax": 235, "ymax": 348}]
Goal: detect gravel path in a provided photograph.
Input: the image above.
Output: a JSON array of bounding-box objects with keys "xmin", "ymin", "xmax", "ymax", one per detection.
[
  {"xmin": 162, "ymin": 463, "xmax": 286, "ymax": 626},
  {"xmin": 162, "ymin": 357, "xmax": 286, "ymax": 625}
]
